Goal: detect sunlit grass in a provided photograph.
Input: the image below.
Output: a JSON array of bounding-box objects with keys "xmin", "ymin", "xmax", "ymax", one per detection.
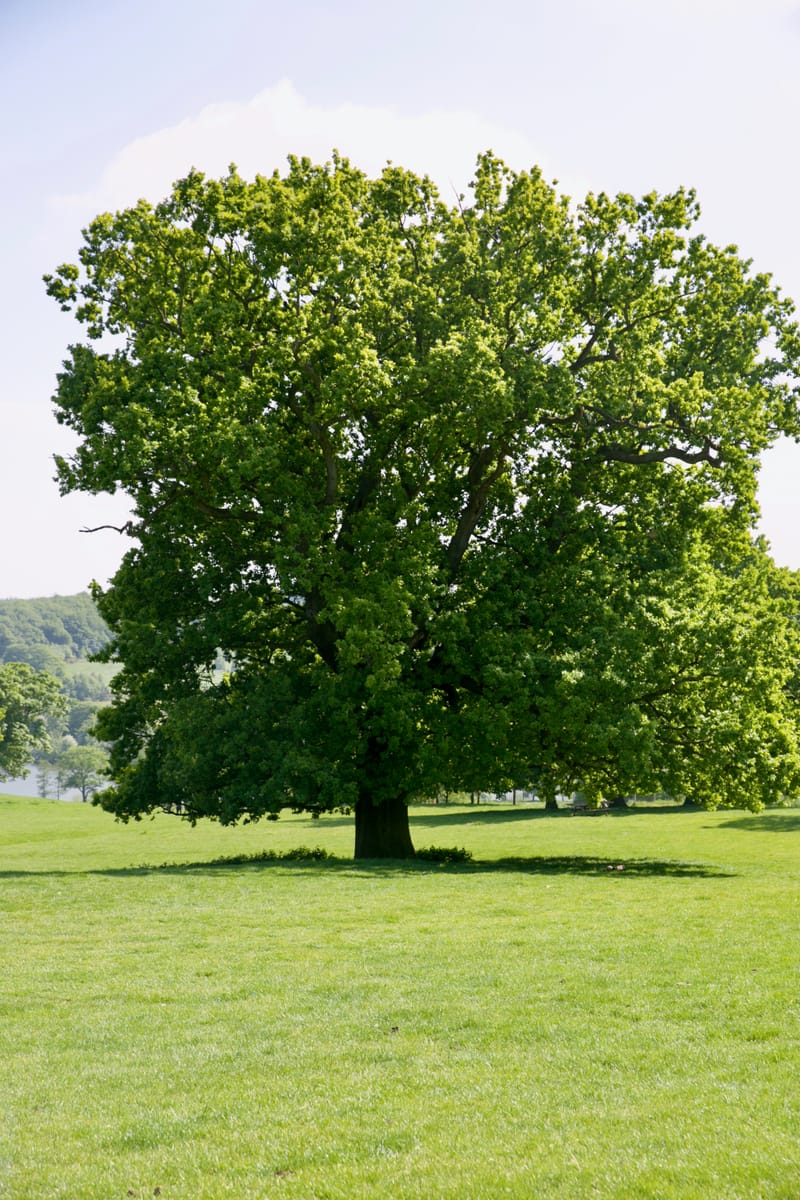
[{"xmin": 2, "ymin": 796, "xmax": 799, "ymax": 1197}]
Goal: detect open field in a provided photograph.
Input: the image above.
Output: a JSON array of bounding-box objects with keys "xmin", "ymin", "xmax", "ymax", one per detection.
[{"xmin": 1, "ymin": 796, "xmax": 799, "ymax": 1199}]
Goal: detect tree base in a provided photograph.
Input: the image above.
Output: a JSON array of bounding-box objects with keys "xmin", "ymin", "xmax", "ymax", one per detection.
[{"xmin": 354, "ymin": 794, "xmax": 415, "ymax": 859}]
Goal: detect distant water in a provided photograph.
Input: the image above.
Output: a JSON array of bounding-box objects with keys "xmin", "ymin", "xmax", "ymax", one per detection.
[{"xmin": 0, "ymin": 770, "xmax": 81, "ymax": 801}]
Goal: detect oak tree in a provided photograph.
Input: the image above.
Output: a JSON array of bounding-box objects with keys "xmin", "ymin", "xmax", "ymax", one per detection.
[{"xmin": 46, "ymin": 154, "xmax": 800, "ymax": 855}]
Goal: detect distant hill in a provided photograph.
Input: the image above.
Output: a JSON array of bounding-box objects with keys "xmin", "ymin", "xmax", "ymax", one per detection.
[
  {"xmin": 0, "ymin": 593, "xmax": 113, "ymax": 700},
  {"xmin": 0, "ymin": 593, "xmax": 110, "ymax": 661}
]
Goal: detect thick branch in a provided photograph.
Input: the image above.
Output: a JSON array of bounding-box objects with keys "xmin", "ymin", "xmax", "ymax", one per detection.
[
  {"xmin": 303, "ymin": 590, "xmax": 338, "ymax": 670},
  {"xmin": 595, "ymin": 439, "xmax": 721, "ymax": 467},
  {"xmin": 284, "ymin": 377, "xmax": 339, "ymax": 506},
  {"xmin": 191, "ymin": 495, "xmax": 259, "ymax": 523},
  {"xmin": 446, "ymin": 446, "xmax": 509, "ymax": 577},
  {"xmin": 569, "ymin": 325, "xmax": 603, "ymax": 373},
  {"xmin": 335, "ymin": 462, "xmax": 382, "ymax": 550},
  {"xmin": 308, "ymin": 419, "xmax": 338, "ymax": 504},
  {"xmin": 541, "ymin": 405, "xmax": 724, "ymax": 469}
]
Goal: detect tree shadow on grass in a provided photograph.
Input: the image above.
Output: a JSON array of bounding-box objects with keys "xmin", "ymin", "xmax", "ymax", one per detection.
[
  {"xmin": 407, "ymin": 806, "xmax": 609, "ymax": 827},
  {"xmin": 410, "ymin": 805, "xmax": 697, "ymax": 825},
  {"xmin": 277, "ymin": 806, "xmax": 551, "ymax": 831},
  {"xmin": 321, "ymin": 856, "xmax": 727, "ymax": 878},
  {"xmin": 0, "ymin": 853, "xmax": 732, "ymax": 880},
  {"xmin": 713, "ymin": 811, "xmax": 800, "ymax": 833},
  {"xmin": 468, "ymin": 855, "xmax": 730, "ymax": 878},
  {"xmin": 274, "ymin": 804, "xmax": 660, "ymax": 831}
]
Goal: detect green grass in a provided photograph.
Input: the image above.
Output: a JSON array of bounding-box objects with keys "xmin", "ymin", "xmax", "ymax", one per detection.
[{"xmin": 2, "ymin": 797, "xmax": 800, "ymax": 1198}]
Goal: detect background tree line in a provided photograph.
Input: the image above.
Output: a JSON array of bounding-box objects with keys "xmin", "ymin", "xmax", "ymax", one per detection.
[{"xmin": 0, "ymin": 593, "xmax": 113, "ymax": 798}]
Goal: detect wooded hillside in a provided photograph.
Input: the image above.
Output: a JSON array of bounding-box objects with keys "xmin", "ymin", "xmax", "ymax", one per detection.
[{"xmin": 0, "ymin": 594, "xmax": 112, "ymax": 700}]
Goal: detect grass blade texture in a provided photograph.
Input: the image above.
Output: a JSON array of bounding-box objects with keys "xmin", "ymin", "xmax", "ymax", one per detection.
[{"xmin": 1, "ymin": 797, "xmax": 799, "ymax": 1198}]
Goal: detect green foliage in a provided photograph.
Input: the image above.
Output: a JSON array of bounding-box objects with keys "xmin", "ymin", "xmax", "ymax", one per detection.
[
  {"xmin": 2, "ymin": 642, "xmax": 66, "ymax": 677},
  {"xmin": 46, "ymin": 154, "xmax": 800, "ymax": 854},
  {"xmin": 61, "ymin": 697, "xmax": 101, "ymax": 742},
  {"xmin": 202, "ymin": 844, "xmax": 334, "ymax": 866},
  {"xmin": 61, "ymin": 671, "xmax": 111, "ymax": 701},
  {"xmin": 414, "ymin": 845, "xmax": 474, "ymax": 863},
  {"xmin": 57, "ymin": 742, "xmax": 109, "ymax": 801},
  {"xmin": 0, "ymin": 663, "xmax": 66, "ymax": 778}
]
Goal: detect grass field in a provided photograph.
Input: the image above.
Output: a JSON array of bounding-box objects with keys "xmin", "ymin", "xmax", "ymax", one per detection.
[{"xmin": 1, "ymin": 795, "xmax": 799, "ymax": 1199}]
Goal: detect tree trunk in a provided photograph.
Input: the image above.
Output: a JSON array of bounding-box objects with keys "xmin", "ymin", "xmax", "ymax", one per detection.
[{"xmin": 354, "ymin": 793, "xmax": 416, "ymax": 859}]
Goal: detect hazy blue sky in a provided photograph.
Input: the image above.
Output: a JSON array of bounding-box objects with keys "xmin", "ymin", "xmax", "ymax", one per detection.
[{"xmin": 2, "ymin": 0, "xmax": 800, "ymax": 596}]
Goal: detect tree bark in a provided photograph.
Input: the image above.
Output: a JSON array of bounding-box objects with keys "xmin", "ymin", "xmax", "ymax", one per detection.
[{"xmin": 354, "ymin": 793, "xmax": 416, "ymax": 859}]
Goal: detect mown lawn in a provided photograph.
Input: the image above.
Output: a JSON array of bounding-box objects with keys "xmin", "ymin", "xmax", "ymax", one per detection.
[{"xmin": 1, "ymin": 795, "xmax": 799, "ymax": 1199}]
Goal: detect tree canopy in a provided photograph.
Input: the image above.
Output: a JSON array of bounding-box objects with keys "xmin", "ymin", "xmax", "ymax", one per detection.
[
  {"xmin": 46, "ymin": 153, "xmax": 800, "ymax": 855},
  {"xmin": 0, "ymin": 662, "xmax": 66, "ymax": 780},
  {"xmin": 57, "ymin": 743, "xmax": 109, "ymax": 803}
]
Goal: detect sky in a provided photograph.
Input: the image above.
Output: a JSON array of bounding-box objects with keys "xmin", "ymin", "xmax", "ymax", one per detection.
[{"xmin": 2, "ymin": 0, "xmax": 800, "ymax": 598}]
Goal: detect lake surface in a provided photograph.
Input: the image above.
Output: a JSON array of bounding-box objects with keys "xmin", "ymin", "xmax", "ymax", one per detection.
[{"xmin": 0, "ymin": 769, "xmax": 81, "ymax": 801}]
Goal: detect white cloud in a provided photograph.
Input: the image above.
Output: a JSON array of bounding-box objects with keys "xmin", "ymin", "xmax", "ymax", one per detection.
[
  {"xmin": 38, "ymin": 76, "xmax": 800, "ymax": 588},
  {"xmin": 51, "ymin": 79, "xmax": 576, "ymax": 223}
]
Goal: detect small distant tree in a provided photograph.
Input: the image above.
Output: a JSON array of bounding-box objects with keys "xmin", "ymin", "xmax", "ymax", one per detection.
[
  {"xmin": 0, "ymin": 663, "xmax": 65, "ymax": 779},
  {"xmin": 36, "ymin": 761, "xmax": 53, "ymax": 798},
  {"xmin": 58, "ymin": 743, "xmax": 109, "ymax": 802}
]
